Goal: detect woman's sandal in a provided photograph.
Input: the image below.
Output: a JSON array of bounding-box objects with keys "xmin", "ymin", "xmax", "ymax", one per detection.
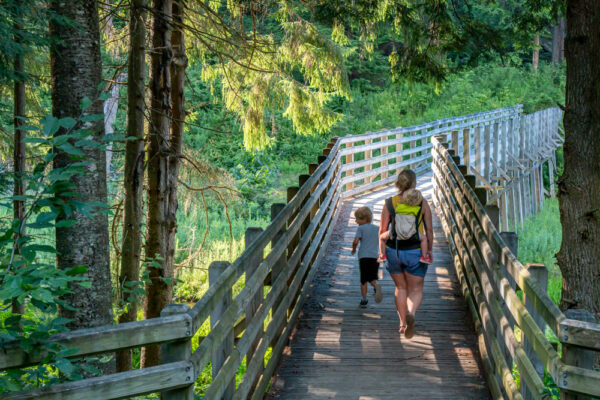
[
  {"xmin": 398, "ymin": 324, "xmax": 407, "ymax": 334},
  {"xmin": 404, "ymin": 314, "xmax": 415, "ymax": 339}
]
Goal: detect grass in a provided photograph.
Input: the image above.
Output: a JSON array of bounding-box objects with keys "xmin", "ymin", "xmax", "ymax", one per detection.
[
  {"xmin": 517, "ymin": 197, "xmax": 562, "ymax": 305},
  {"xmin": 513, "ymin": 197, "xmax": 563, "ymax": 398}
]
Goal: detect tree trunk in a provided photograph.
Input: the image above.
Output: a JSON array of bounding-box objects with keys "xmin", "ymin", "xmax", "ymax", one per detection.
[
  {"xmin": 12, "ymin": 15, "xmax": 26, "ymax": 316},
  {"xmin": 557, "ymin": 0, "xmax": 600, "ymax": 318},
  {"xmin": 103, "ymin": 77, "xmax": 122, "ymax": 177},
  {"xmin": 141, "ymin": 0, "xmax": 173, "ymax": 368},
  {"xmin": 116, "ymin": 0, "xmax": 147, "ymax": 373},
  {"xmin": 50, "ymin": 0, "xmax": 114, "ymax": 374},
  {"xmin": 552, "ymin": 18, "xmax": 566, "ymax": 65},
  {"xmin": 167, "ymin": 0, "xmax": 187, "ymax": 281},
  {"xmin": 532, "ymin": 34, "xmax": 540, "ymax": 72}
]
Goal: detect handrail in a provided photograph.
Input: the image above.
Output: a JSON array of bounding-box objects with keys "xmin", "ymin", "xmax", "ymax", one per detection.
[
  {"xmin": 5, "ymin": 105, "xmax": 596, "ymax": 400},
  {"xmin": 431, "ymin": 134, "xmax": 600, "ymax": 399}
]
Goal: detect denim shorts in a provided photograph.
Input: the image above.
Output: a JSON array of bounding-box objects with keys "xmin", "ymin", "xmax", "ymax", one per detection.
[{"xmin": 385, "ymin": 247, "xmax": 427, "ymax": 277}]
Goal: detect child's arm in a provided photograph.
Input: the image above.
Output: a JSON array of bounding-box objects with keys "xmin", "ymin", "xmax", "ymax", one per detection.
[{"xmin": 351, "ymin": 237, "xmax": 360, "ymax": 255}]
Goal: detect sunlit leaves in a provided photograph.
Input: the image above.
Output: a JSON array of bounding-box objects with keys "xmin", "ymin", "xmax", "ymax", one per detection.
[{"xmin": 192, "ymin": 0, "xmax": 350, "ymax": 151}]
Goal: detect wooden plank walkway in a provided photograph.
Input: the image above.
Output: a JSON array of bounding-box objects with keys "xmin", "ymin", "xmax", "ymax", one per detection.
[{"xmin": 267, "ymin": 172, "xmax": 490, "ymax": 399}]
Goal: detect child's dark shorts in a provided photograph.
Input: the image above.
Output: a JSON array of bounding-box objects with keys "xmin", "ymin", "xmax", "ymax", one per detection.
[{"xmin": 359, "ymin": 258, "xmax": 379, "ymax": 284}]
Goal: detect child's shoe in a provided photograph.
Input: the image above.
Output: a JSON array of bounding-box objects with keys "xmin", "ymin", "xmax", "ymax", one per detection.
[
  {"xmin": 420, "ymin": 255, "xmax": 433, "ymax": 265},
  {"xmin": 359, "ymin": 299, "xmax": 368, "ymax": 308},
  {"xmin": 374, "ymin": 283, "xmax": 383, "ymax": 303}
]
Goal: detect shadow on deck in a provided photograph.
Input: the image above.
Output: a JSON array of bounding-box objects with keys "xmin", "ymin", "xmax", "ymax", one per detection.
[{"xmin": 267, "ymin": 172, "xmax": 490, "ymax": 400}]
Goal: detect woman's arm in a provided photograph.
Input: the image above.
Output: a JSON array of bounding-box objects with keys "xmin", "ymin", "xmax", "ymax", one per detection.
[
  {"xmin": 379, "ymin": 205, "xmax": 390, "ymax": 259},
  {"xmin": 422, "ymin": 200, "xmax": 434, "ymax": 260}
]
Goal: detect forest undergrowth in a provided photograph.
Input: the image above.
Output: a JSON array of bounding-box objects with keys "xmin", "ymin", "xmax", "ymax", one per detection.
[{"xmin": 172, "ymin": 61, "xmax": 565, "ymax": 302}]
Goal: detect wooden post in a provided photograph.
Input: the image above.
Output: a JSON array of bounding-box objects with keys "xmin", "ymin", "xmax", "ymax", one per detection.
[
  {"xmin": 491, "ymin": 122, "xmax": 500, "ymax": 183},
  {"xmin": 160, "ymin": 304, "xmax": 193, "ymax": 400},
  {"xmin": 299, "ymin": 174, "xmax": 311, "ymax": 238},
  {"xmin": 560, "ymin": 309, "xmax": 597, "ymax": 400},
  {"xmin": 245, "ymin": 226, "xmax": 264, "ymax": 389},
  {"xmin": 381, "ymin": 134, "xmax": 389, "ymax": 179},
  {"xmin": 364, "ymin": 138, "xmax": 372, "ymax": 184},
  {"xmin": 209, "ymin": 261, "xmax": 234, "ymax": 400},
  {"xmin": 270, "ymin": 203, "xmax": 287, "ymax": 344},
  {"xmin": 451, "ymin": 130, "xmax": 459, "ymax": 155},
  {"xmin": 474, "ymin": 125, "xmax": 481, "ymax": 178},
  {"xmin": 309, "ymin": 163, "xmax": 320, "ymax": 221},
  {"xmin": 484, "ymin": 124, "xmax": 492, "ymax": 183},
  {"xmin": 345, "ymin": 142, "xmax": 354, "ymax": 191},
  {"xmin": 521, "ymin": 263, "xmax": 548, "ymax": 400},
  {"xmin": 463, "ymin": 128, "xmax": 471, "ymax": 171},
  {"xmin": 286, "ymin": 186, "xmax": 299, "ymax": 317}
]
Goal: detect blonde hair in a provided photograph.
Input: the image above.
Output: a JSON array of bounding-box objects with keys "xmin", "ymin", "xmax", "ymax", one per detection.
[
  {"xmin": 395, "ymin": 169, "xmax": 417, "ymax": 193},
  {"xmin": 354, "ymin": 206, "xmax": 373, "ymax": 223},
  {"xmin": 402, "ymin": 188, "xmax": 423, "ymax": 206}
]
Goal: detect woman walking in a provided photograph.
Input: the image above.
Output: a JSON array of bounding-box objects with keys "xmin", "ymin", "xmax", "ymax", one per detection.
[{"xmin": 378, "ymin": 170, "xmax": 434, "ymax": 338}]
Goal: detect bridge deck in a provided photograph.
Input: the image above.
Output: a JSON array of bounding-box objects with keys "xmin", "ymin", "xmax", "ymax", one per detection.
[{"xmin": 268, "ymin": 172, "xmax": 490, "ymax": 399}]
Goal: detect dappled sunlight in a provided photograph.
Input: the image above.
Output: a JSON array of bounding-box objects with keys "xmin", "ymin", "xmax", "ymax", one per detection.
[{"xmin": 270, "ymin": 173, "xmax": 488, "ymax": 398}]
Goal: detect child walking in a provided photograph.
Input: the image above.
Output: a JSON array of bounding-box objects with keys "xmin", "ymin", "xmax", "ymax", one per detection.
[
  {"xmin": 377, "ymin": 188, "xmax": 432, "ymax": 264},
  {"xmin": 351, "ymin": 206, "xmax": 383, "ymax": 308}
]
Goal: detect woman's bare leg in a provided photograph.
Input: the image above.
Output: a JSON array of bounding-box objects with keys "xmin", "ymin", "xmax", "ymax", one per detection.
[
  {"xmin": 405, "ymin": 272, "xmax": 425, "ymax": 315},
  {"xmin": 390, "ymin": 273, "xmax": 408, "ymax": 326}
]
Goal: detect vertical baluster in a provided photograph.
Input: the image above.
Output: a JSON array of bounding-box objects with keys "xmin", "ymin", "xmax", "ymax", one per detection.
[
  {"xmin": 520, "ymin": 263, "xmax": 547, "ymax": 400},
  {"xmin": 364, "ymin": 138, "xmax": 372, "ymax": 184},
  {"xmin": 345, "ymin": 142, "xmax": 354, "ymax": 191},
  {"xmin": 269, "ymin": 203, "xmax": 286, "ymax": 348},
  {"xmin": 560, "ymin": 309, "xmax": 597, "ymax": 400},
  {"xmin": 209, "ymin": 262, "xmax": 234, "ymax": 400},
  {"xmin": 484, "ymin": 123, "xmax": 491, "ymax": 184},
  {"xmin": 474, "ymin": 125, "xmax": 482, "ymax": 186},
  {"xmin": 161, "ymin": 304, "xmax": 194, "ymax": 400},
  {"xmin": 244, "ymin": 227, "xmax": 264, "ymax": 393}
]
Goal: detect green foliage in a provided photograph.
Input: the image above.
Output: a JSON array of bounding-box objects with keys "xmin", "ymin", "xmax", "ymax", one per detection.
[
  {"xmin": 518, "ymin": 197, "xmax": 562, "ymax": 305},
  {"xmin": 0, "ymin": 105, "xmax": 113, "ymax": 392},
  {"xmin": 332, "ymin": 62, "xmax": 565, "ymax": 136},
  {"xmin": 187, "ymin": 1, "xmax": 350, "ymax": 151}
]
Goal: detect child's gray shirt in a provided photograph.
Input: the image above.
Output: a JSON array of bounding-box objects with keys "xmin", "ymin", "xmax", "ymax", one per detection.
[{"xmin": 355, "ymin": 223, "xmax": 379, "ymax": 259}]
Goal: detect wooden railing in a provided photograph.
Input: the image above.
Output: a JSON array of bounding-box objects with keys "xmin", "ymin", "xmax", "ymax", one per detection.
[
  {"xmin": 340, "ymin": 104, "xmax": 523, "ymax": 198},
  {"xmin": 1, "ymin": 135, "xmax": 344, "ymax": 400},
  {"xmin": 4, "ymin": 105, "xmax": 597, "ymax": 400},
  {"xmin": 432, "ymin": 134, "xmax": 600, "ymax": 400}
]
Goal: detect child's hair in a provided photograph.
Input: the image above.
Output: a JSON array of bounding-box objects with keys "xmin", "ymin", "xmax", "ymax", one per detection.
[
  {"xmin": 354, "ymin": 206, "xmax": 373, "ymax": 223},
  {"xmin": 395, "ymin": 169, "xmax": 417, "ymax": 193},
  {"xmin": 402, "ymin": 188, "xmax": 423, "ymax": 207}
]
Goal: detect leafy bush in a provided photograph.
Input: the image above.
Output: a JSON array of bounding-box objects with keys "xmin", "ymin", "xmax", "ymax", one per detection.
[{"xmin": 517, "ymin": 197, "xmax": 562, "ymax": 305}]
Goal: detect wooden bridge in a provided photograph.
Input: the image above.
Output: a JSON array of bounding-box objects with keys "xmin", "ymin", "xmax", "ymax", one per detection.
[{"xmin": 3, "ymin": 106, "xmax": 600, "ymax": 400}]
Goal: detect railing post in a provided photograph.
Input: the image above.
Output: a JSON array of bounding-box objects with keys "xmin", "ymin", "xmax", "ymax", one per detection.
[
  {"xmin": 560, "ymin": 309, "xmax": 597, "ymax": 400},
  {"xmin": 521, "ymin": 263, "xmax": 547, "ymax": 400},
  {"xmin": 286, "ymin": 186, "xmax": 300, "ymax": 317},
  {"xmin": 160, "ymin": 304, "xmax": 194, "ymax": 400},
  {"xmin": 463, "ymin": 127, "xmax": 471, "ymax": 171},
  {"xmin": 270, "ymin": 203, "xmax": 287, "ymax": 348},
  {"xmin": 245, "ymin": 226, "xmax": 264, "ymax": 393},
  {"xmin": 451, "ymin": 129, "xmax": 459, "ymax": 155},
  {"xmin": 382, "ymin": 134, "xmax": 389, "ymax": 179},
  {"xmin": 484, "ymin": 124, "xmax": 491, "ymax": 183},
  {"xmin": 299, "ymin": 174, "xmax": 311, "ymax": 238},
  {"xmin": 345, "ymin": 142, "xmax": 354, "ymax": 191},
  {"xmin": 474, "ymin": 125, "xmax": 482, "ymax": 185},
  {"xmin": 409, "ymin": 130, "xmax": 417, "ymax": 170},
  {"xmin": 364, "ymin": 138, "xmax": 372, "ymax": 184},
  {"xmin": 209, "ymin": 261, "xmax": 234, "ymax": 400}
]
